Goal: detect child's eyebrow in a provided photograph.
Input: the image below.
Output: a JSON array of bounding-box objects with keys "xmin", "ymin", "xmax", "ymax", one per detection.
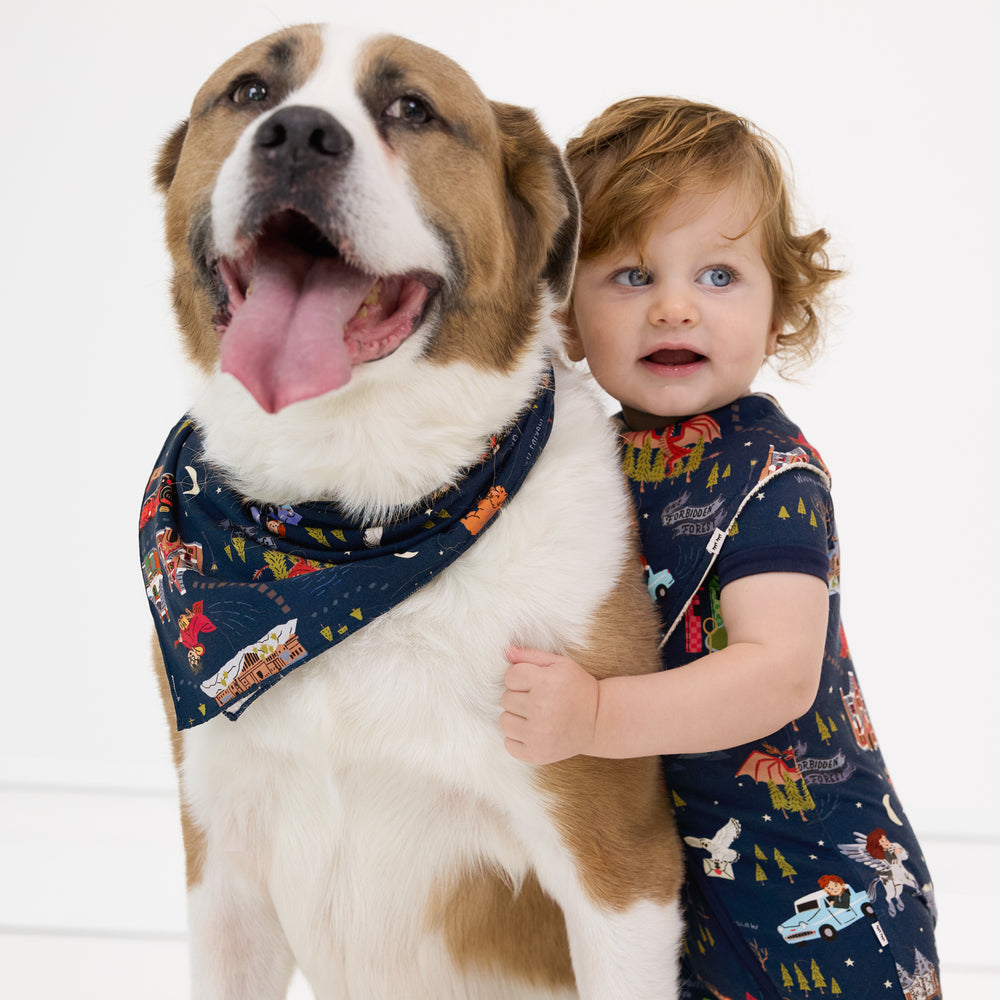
[{"xmin": 702, "ymin": 236, "xmax": 759, "ymax": 259}]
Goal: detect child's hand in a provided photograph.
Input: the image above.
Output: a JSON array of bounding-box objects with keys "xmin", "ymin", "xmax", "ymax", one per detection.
[{"xmin": 500, "ymin": 647, "xmax": 599, "ymax": 764}]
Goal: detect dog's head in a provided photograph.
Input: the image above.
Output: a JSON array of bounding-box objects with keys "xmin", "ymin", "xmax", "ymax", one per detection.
[{"xmin": 155, "ymin": 25, "xmax": 578, "ymax": 416}]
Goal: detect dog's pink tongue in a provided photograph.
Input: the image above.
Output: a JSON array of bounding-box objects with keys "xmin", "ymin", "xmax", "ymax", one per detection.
[{"xmin": 220, "ymin": 241, "xmax": 376, "ymax": 413}]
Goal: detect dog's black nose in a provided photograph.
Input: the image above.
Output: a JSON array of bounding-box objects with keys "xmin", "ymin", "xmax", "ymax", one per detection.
[{"xmin": 255, "ymin": 105, "xmax": 354, "ymax": 160}]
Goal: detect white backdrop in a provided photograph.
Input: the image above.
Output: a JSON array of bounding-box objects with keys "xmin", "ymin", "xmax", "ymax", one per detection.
[{"xmin": 4, "ymin": 0, "xmax": 996, "ymax": 900}]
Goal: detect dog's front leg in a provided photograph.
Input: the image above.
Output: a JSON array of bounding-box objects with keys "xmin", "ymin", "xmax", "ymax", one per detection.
[
  {"xmin": 185, "ymin": 857, "xmax": 296, "ymax": 1000},
  {"xmin": 176, "ymin": 785, "xmax": 295, "ymax": 1000},
  {"xmin": 530, "ymin": 755, "xmax": 684, "ymax": 1000}
]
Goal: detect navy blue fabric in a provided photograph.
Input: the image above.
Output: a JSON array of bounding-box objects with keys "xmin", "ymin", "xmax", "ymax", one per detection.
[
  {"xmin": 621, "ymin": 395, "xmax": 940, "ymax": 999},
  {"xmin": 140, "ymin": 370, "xmax": 554, "ymax": 729}
]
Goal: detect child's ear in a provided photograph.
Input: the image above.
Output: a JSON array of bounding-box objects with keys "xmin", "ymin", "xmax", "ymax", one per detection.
[
  {"xmin": 765, "ymin": 312, "xmax": 782, "ymax": 356},
  {"xmin": 559, "ymin": 307, "xmax": 587, "ymax": 362}
]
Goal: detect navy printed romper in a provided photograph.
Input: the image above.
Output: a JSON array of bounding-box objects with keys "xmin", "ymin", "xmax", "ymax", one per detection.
[{"xmin": 622, "ymin": 394, "xmax": 940, "ymax": 999}]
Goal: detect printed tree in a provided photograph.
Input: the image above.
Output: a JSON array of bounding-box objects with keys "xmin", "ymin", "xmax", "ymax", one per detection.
[
  {"xmin": 622, "ymin": 446, "xmax": 635, "ymax": 479},
  {"xmin": 766, "ymin": 780, "xmax": 790, "ymax": 817},
  {"xmin": 672, "ymin": 790, "xmax": 686, "ymax": 809},
  {"xmin": 783, "ymin": 772, "xmax": 816, "ymax": 819},
  {"xmin": 722, "ymin": 463, "xmax": 731, "ymax": 480},
  {"xmin": 816, "ymin": 712, "xmax": 832, "ymax": 744},
  {"xmin": 635, "ymin": 438, "xmax": 662, "ymax": 483},
  {"xmin": 774, "ymin": 849, "xmax": 797, "ymax": 883},
  {"xmin": 795, "ymin": 963, "xmax": 811, "ymax": 994},
  {"xmin": 231, "ymin": 535, "xmax": 247, "ymax": 562},
  {"xmin": 811, "ymin": 959, "xmax": 827, "ymax": 994},
  {"xmin": 799, "ymin": 775, "xmax": 816, "ymax": 811},
  {"xmin": 798, "ymin": 497, "xmax": 807, "ymax": 516},
  {"xmin": 706, "ymin": 462, "xmax": 720, "ymax": 491},
  {"xmin": 781, "ymin": 965, "xmax": 794, "ymax": 990},
  {"xmin": 670, "ymin": 436, "xmax": 705, "ymax": 481},
  {"xmin": 688, "ymin": 437, "xmax": 705, "ymax": 474},
  {"xmin": 827, "ymin": 716, "xmax": 839, "ymax": 735},
  {"xmin": 754, "ymin": 844, "xmax": 768, "ymax": 884},
  {"xmin": 778, "ymin": 505, "xmax": 791, "ymax": 520},
  {"xmin": 829, "ymin": 979, "xmax": 842, "ymax": 996},
  {"xmin": 264, "ymin": 550, "xmax": 289, "ymax": 579},
  {"xmin": 305, "ymin": 526, "xmax": 329, "ymax": 546},
  {"xmin": 630, "ymin": 439, "xmax": 667, "ymax": 486}
]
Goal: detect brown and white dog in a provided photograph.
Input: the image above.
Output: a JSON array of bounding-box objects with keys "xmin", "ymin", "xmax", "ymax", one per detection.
[{"xmin": 151, "ymin": 24, "xmax": 682, "ymax": 998}]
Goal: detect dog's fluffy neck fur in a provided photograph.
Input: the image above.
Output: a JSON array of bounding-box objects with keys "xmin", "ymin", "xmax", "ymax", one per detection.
[{"xmin": 189, "ymin": 324, "xmax": 556, "ymax": 521}]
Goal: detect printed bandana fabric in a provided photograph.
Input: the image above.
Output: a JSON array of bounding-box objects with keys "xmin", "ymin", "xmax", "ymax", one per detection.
[{"xmin": 140, "ymin": 371, "xmax": 554, "ymax": 729}]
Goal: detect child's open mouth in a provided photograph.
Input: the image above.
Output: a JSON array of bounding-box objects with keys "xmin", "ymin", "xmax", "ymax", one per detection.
[{"xmin": 645, "ymin": 348, "xmax": 705, "ymax": 370}]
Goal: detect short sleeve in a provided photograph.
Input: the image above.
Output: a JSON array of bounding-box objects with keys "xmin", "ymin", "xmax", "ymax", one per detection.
[{"xmin": 716, "ymin": 469, "xmax": 832, "ymax": 588}]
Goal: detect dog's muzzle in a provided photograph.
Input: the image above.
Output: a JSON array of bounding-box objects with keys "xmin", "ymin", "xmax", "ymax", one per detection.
[{"xmin": 211, "ymin": 105, "xmax": 439, "ymax": 415}]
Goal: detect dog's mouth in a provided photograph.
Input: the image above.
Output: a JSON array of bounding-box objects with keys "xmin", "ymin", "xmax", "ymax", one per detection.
[{"xmin": 211, "ymin": 210, "xmax": 439, "ymax": 413}]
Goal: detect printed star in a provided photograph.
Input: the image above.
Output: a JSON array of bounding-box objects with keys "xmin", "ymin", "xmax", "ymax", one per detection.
[
  {"xmin": 762, "ymin": 814, "xmax": 772, "ymax": 822},
  {"xmin": 755, "ymin": 492, "xmax": 766, "ymax": 501},
  {"xmin": 856, "ymin": 802, "xmax": 864, "ymax": 808},
  {"xmin": 845, "ymin": 958, "xmax": 854, "ymax": 967},
  {"xmin": 744, "ymin": 441, "xmax": 752, "ymax": 447},
  {"xmin": 809, "ymin": 854, "xmax": 818, "ymax": 861},
  {"xmin": 884, "ymin": 981, "xmax": 893, "ymax": 989}
]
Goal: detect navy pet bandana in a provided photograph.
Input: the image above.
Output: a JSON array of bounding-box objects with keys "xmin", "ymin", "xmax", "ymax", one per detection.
[{"xmin": 140, "ymin": 370, "xmax": 554, "ymax": 729}]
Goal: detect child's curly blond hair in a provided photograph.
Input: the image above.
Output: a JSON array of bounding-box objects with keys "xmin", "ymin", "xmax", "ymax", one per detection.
[{"xmin": 564, "ymin": 97, "xmax": 841, "ymax": 371}]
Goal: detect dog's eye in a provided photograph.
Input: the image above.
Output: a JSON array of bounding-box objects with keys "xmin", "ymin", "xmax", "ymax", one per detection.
[
  {"xmin": 384, "ymin": 95, "xmax": 432, "ymax": 125},
  {"xmin": 230, "ymin": 77, "xmax": 270, "ymax": 106}
]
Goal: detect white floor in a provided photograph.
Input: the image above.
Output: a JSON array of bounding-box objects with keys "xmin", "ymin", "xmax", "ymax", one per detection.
[{"xmin": 1, "ymin": 783, "xmax": 995, "ymax": 998}]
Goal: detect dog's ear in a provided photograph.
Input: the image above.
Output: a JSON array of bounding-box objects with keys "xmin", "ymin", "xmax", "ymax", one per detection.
[
  {"xmin": 153, "ymin": 121, "xmax": 189, "ymax": 192},
  {"xmin": 492, "ymin": 103, "xmax": 580, "ymax": 303}
]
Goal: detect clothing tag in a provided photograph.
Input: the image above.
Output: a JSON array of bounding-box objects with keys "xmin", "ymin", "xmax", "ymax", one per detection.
[{"xmin": 706, "ymin": 527, "xmax": 728, "ymax": 555}]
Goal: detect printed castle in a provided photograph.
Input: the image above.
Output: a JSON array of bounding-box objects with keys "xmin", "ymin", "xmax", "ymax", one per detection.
[{"xmin": 215, "ymin": 635, "xmax": 306, "ymax": 707}]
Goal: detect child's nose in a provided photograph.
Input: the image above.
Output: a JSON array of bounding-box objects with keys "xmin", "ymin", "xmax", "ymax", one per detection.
[{"xmin": 648, "ymin": 284, "xmax": 699, "ymax": 327}]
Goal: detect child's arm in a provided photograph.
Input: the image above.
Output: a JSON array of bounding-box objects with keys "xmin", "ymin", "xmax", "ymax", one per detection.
[{"xmin": 500, "ymin": 571, "xmax": 828, "ymax": 764}]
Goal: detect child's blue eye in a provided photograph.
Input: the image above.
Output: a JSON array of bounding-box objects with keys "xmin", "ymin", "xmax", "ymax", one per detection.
[
  {"xmin": 698, "ymin": 267, "xmax": 735, "ymax": 288},
  {"xmin": 613, "ymin": 268, "xmax": 652, "ymax": 287}
]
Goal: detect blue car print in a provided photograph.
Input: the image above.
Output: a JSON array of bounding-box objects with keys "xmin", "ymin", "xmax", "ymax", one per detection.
[
  {"xmin": 778, "ymin": 884, "xmax": 877, "ymax": 944},
  {"xmin": 643, "ymin": 559, "xmax": 675, "ymax": 601}
]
